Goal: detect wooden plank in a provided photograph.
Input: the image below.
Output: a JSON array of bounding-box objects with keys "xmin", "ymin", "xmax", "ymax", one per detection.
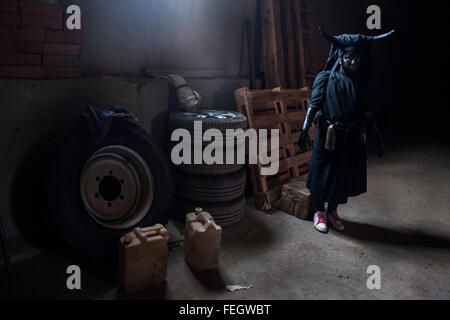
[
  {"xmin": 292, "ymin": 0, "xmax": 307, "ymax": 88},
  {"xmin": 281, "ymin": 100, "xmax": 301, "ymax": 177},
  {"xmin": 272, "ymin": 0, "xmax": 286, "ymax": 89},
  {"xmin": 246, "ymin": 87, "xmax": 309, "ymax": 98},
  {"xmin": 253, "ymin": 110, "xmax": 305, "ymax": 128},
  {"xmin": 263, "ymin": 151, "xmax": 312, "ymax": 173},
  {"xmin": 280, "ymin": 0, "xmax": 297, "ymax": 89},
  {"xmin": 262, "ymin": 186, "xmax": 283, "ymax": 206},
  {"xmin": 248, "ymin": 164, "xmax": 263, "ymax": 202},
  {"xmin": 246, "ymin": 19, "xmax": 256, "ymax": 89},
  {"xmin": 270, "ymin": 88, "xmax": 292, "ymax": 176},
  {"xmin": 278, "ymin": 131, "xmax": 301, "ymax": 149},
  {"xmin": 267, "ymin": 172, "xmax": 291, "ymax": 190},
  {"xmin": 259, "ymin": 131, "xmax": 301, "ymax": 151},
  {"xmin": 260, "ymin": 0, "xmax": 282, "ymax": 89},
  {"xmin": 235, "ymin": 88, "xmax": 267, "ymax": 201},
  {"xmin": 234, "ymin": 87, "xmax": 248, "ymax": 114},
  {"xmin": 255, "ymin": 191, "xmax": 272, "ymax": 211},
  {"xmin": 285, "ymin": 88, "xmax": 311, "ymax": 108},
  {"xmin": 245, "ymin": 89, "xmax": 310, "ymax": 111},
  {"xmin": 303, "ymin": 2, "xmax": 318, "ymax": 76}
]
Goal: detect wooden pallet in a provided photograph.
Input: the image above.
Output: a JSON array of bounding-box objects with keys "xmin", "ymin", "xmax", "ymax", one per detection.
[{"xmin": 234, "ymin": 86, "xmax": 314, "ymax": 211}]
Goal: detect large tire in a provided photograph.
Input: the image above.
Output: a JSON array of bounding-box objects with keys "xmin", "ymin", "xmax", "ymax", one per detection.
[
  {"xmin": 172, "ymin": 161, "xmax": 243, "ymax": 176},
  {"xmin": 169, "ymin": 108, "xmax": 248, "ymax": 131},
  {"xmin": 168, "ymin": 124, "xmax": 247, "ymax": 147},
  {"xmin": 174, "ymin": 167, "xmax": 246, "ymax": 202},
  {"xmin": 173, "ymin": 195, "xmax": 246, "ymax": 228},
  {"xmin": 169, "ymin": 108, "xmax": 247, "ymax": 175},
  {"xmin": 47, "ymin": 118, "xmax": 174, "ymax": 261},
  {"xmin": 168, "ymin": 140, "xmax": 244, "ymax": 174}
]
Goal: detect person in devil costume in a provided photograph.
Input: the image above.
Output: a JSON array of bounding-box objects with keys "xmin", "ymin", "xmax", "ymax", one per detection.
[{"xmin": 299, "ymin": 27, "xmax": 394, "ymax": 233}]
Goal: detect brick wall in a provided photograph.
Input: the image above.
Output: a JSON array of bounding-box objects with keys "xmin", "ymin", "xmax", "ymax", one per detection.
[{"xmin": 0, "ymin": 0, "xmax": 82, "ymax": 78}]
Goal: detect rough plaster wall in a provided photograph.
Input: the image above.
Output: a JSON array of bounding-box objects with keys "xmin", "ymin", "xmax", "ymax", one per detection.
[{"xmin": 59, "ymin": 0, "xmax": 257, "ymax": 76}]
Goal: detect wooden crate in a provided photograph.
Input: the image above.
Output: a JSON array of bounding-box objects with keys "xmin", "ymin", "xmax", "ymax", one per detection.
[
  {"xmin": 234, "ymin": 86, "xmax": 314, "ymax": 211},
  {"xmin": 279, "ymin": 179, "xmax": 312, "ymax": 220}
]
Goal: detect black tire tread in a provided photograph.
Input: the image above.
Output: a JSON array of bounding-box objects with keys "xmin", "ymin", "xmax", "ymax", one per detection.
[{"xmin": 169, "ymin": 108, "xmax": 248, "ymax": 131}]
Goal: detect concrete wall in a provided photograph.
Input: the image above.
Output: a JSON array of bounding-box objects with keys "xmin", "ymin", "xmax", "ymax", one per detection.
[{"xmin": 59, "ymin": 0, "xmax": 258, "ymax": 76}]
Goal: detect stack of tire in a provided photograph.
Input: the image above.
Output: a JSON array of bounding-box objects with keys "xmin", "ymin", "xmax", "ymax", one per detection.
[{"xmin": 169, "ymin": 108, "xmax": 248, "ymax": 227}]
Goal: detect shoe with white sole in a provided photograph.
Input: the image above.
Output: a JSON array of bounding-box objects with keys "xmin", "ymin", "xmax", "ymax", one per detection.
[
  {"xmin": 313, "ymin": 211, "xmax": 328, "ymax": 233},
  {"xmin": 328, "ymin": 211, "xmax": 345, "ymax": 231}
]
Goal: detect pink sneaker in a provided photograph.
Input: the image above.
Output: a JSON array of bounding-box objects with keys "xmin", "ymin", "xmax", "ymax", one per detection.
[
  {"xmin": 328, "ymin": 211, "xmax": 344, "ymax": 231},
  {"xmin": 313, "ymin": 211, "xmax": 328, "ymax": 233}
]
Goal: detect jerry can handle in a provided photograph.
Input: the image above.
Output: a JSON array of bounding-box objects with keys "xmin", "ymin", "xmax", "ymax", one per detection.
[
  {"xmin": 134, "ymin": 225, "xmax": 168, "ymax": 242},
  {"xmin": 193, "ymin": 208, "xmax": 214, "ymax": 226}
]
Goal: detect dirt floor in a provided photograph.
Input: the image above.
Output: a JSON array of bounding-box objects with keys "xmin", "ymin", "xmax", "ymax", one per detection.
[{"xmin": 8, "ymin": 140, "xmax": 450, "ymax": 299}]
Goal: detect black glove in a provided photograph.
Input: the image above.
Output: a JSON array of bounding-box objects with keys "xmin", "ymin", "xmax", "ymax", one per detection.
[{"xmin": 299, "ymin": 129, "xmax": 312, "ymax": 152}]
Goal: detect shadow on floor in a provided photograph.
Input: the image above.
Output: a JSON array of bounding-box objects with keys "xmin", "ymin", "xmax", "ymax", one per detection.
[
  {"xmin": 221, "ymin": 210, "xmax": 274, "ymax": 246},
  {"xmin": 10, "ymin": 247, "xmax": 117, "ymax": 299},
  {"xmin": 114, "ymin": 281, "xmax": 168, "ymax": 300},
  {"xmin": 338, "ymin": 220, "xmax": 450, "ymax": 248},
  {"xmin": 191, "ymin": 268, "xmax": 227, "ymax": 292}
]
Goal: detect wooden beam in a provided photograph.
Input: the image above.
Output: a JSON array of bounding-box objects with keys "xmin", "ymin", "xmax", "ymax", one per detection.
[
  {"xmin": 260, "ymin": 0, "xmax": 282, "ymax": 89},
  {"xmin": 272, "ymin": 0, "xmax": 286, "ymax": 89},
  {"xmin": 292, "ymin": 0, "xmax": 307, "ymax": 88},
  {"xmin": 280, "ymin": 0, "xmax": 297, "ymax": 89}
]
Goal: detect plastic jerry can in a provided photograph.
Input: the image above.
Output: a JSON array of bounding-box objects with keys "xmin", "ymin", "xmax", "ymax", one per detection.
[
  {"xmin": 119, "ymin": 224, "xmax": 169, "ymax": 293},
  {"xmin": 185, "ymin": 208, "xmax": 222, "ymax": 272}
]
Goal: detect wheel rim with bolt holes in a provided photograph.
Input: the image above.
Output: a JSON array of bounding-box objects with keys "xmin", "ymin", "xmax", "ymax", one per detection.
[{"xmin": 80, "ymin": 145, "xmax": 154, "ymax": 229}]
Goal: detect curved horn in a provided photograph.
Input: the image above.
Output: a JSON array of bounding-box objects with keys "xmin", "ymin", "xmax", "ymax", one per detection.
[
  {"xmin": 367, "ymin": 29, "xmax": 395, "ymax": 40},
  {"xmin": 318, "ymin": 26, "xmax": 339, "ymax": 45}
]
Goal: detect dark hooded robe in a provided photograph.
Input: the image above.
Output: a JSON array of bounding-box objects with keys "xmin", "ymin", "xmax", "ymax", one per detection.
[{"xmin": 306, "ymin": 28, "xmax": 394, "ymax": 205}]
